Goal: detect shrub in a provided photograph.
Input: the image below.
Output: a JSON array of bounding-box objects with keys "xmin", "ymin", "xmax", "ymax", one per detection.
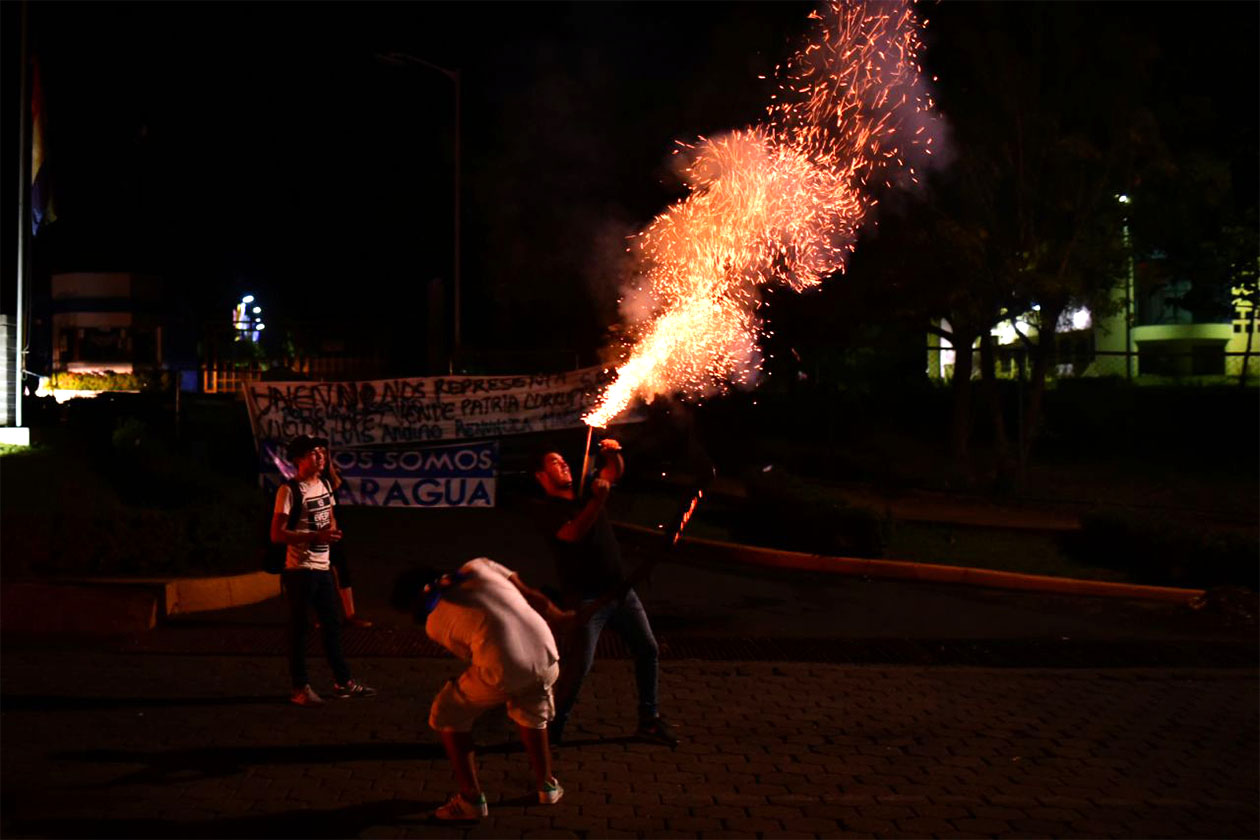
[
  {"xmin": 1061, "ymin": 509, "xmax": 1259, "ymax": 590},
  {"xmin": 0, "ymin": 436, "xmax": 265, "ymax": 579},
  {"xmin": 728, "ymin": 466, "xmax": 890, "ymax": 558},
  {"xmin": 48, "ymin": 369, "xmax": 171, "ymax": 392}
]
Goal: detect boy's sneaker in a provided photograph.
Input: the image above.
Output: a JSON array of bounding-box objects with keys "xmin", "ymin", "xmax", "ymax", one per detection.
[
  {"xmin": 433, "ymin": 791, "xmax": 488, "ymax": 821},
  {"xmin": 538, "ymin": 777, "xmax": 564, "ymax": 805},
  {"xmin": 636, "ymin": 716, "xmax": 679, "ymax": 747},
  {"xmin": 290, "ymin": 684, "xmax": 324, "ymax": 707},
  {"xmin": 332, "ymin": 679, "xmax": 377, "ymax": 699},
  {"xmin": 345, "ymin": 615, "xmax": 374, "ymax": 628}
]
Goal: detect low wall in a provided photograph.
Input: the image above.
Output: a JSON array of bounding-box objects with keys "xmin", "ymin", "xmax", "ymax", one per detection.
[
  {"xmin": 165, "ymin": 571, "xmax": 280, "ymax": 615},
  {"xmin": 0, "ymin": 572, "xmax": 280, "ymax": 634}
]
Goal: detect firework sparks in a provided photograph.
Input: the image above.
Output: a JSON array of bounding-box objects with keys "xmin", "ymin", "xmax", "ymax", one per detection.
[{"xmin": 585, "ymin": 0, "xmax": 937, "ymax": 428}]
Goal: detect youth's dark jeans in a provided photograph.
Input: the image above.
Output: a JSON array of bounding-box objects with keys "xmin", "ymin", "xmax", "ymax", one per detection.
[
  {"xmin": 283, "ymin": 568, "xmax": 352, "ymax": 689},
  {"xmin": 551, "ymin": 588, "xmax": 659, "ymax": 739}
]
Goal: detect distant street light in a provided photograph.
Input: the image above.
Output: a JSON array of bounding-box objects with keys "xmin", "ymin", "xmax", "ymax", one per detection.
[
  {"xmin": 234, "ymin": 294, "xmax": 263, "ymax": 343},
  {"xmin": 376, "ymin": 51, "xmax": 462, "ymax": 371}
]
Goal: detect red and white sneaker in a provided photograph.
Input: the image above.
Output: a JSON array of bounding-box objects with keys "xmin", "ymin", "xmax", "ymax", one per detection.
[
  {"xmin": 331, "ymin": 679, "xmax": 377, "ymax": 699},
  {"xmin": 433, "ymin": 791, "xmax": 488, "ymax": 821},
  {"xmin": 290, "ymin": 684, "xmax": 324, "ymax": 707}
]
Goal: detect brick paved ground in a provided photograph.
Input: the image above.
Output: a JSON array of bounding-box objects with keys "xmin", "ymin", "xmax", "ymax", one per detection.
[
  {"xmin": 2, "ymin": 649, "xmax": 1255, "ymax": 839},
  {"xmin": 4, "ymin": 500, "xmax": 1256, "ymax": 838}
]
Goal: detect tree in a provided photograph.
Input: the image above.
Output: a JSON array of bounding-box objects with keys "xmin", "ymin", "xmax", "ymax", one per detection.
[{"xmin": 866, "ymin": 2, "xmax": 1164, "ymax": 488}]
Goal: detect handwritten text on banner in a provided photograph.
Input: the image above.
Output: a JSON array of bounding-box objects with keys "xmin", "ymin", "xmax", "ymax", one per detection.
[{"xmin": 244, "ymin": 366, "xmax": 624, "ymax": 448}]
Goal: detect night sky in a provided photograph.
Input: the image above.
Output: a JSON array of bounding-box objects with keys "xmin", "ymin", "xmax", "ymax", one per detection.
[
  {"xmin": 15, "ymin": 2, "xmax": 810, "ymax": 356},
  {"xmin": 7, "ymin": 1, "xmax": 1258, "ymax": 367}
]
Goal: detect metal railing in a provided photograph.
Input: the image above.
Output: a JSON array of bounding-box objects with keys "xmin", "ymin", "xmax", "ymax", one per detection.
[
  {"xmin": 200, "ymin": 355, "xmax": 389, "ymax": 394},
  {"xmin": 932, "ymin": 348, "xmax": 1259, "ymax": 383}
]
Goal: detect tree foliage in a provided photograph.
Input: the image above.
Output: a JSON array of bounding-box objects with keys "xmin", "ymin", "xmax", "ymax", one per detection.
[{"xmin": 856, "ymin": 2, "xmax": 1168, "ymax": 486}]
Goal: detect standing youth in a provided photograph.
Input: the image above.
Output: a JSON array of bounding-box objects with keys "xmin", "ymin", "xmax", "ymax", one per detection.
[
  {"xmin": 272, "ymin": 434, "xmax": 376, "ymax": 706},
  {"xmin": 533, "ymin": 438, "xmax": 678, "ymax": 746}
]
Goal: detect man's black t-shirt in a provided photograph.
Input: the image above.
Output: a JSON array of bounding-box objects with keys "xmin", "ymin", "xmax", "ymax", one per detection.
[{"xmin": 533, "ymin": 491, "xmax": 623, "ymax": 601}]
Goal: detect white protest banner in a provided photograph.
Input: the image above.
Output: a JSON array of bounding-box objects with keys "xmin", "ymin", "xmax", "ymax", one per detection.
[
  {"xmin": 261, "ymin": 440, "xmax": 499, "ymax": 508},
  {"xmin": 244, "ymin": 366, "xmax": 633, "ymax": 449}
]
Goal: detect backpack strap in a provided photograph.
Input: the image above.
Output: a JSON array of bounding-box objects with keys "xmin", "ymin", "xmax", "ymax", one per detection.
[{"xmin": 285, "ymin": 478, "xmax": 304, "ymax": 531}]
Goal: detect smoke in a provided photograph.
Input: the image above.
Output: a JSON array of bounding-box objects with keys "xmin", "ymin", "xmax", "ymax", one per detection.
[{"xmin": 584, "ymin": 215, "xmax": 640, "ymax": 321}]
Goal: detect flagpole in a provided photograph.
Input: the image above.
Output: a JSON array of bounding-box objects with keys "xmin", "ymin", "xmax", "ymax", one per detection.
[{"xmin": 14, "ymin": 0, "xmax": 30, "ymax": 429}]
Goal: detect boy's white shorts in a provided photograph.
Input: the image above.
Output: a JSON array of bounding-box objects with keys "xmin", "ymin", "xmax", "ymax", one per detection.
[{"xmin": 429, "ymin": 662, "xmax": 559, "ymax": 731}]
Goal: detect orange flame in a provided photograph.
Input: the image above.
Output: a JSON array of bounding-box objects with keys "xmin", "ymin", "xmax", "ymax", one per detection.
[{"xmin": 585, "ymin": 0, "xmax": 936, "ymax": 428}]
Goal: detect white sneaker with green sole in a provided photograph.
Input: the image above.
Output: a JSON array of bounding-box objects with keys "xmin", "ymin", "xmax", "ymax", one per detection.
[{"xmin": 538, "ymin": 777, "xmax": 564, "ymax": 805}]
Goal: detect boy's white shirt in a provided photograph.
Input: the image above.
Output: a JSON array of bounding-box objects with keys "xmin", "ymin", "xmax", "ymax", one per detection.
[
  {"xmin": 274, "ymin": 477, "xmax": 334, "ymax": 570},
  {"xmin": 426, "ymin": 558, "xmax": 560, "ymax": 692}
]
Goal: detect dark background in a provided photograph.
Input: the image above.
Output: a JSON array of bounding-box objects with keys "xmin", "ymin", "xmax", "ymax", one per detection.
[
  {"xmin": 1, "ymin": 2, "xmax": 1256, "ymax": 598},
  {"xmin": 6, "ymin": 1, "xmax": 812, "ymax": 361},
  {"xmin": 3, "ymin": 1, "xmax": 1256, "ymax": 366}
]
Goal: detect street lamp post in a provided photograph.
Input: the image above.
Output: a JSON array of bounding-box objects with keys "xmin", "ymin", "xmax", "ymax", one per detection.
[
  {"xmin": 14, "ymin": 2, "xmax": 31, "ymax": 430},
  {"xmin": 1118, "ymin": 194, "xmax": 1135, "ymax": 380},
  {"xmin": 377, "ymin": 52, "xmax": 461, "ymax": 371}
]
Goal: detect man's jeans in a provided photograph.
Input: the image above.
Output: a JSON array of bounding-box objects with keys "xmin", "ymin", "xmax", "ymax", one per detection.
[
  {"xmin": 551, "ymin": 588, "xmax": 659, "ymax": 739},
  {"xmin": 283, "ymin": 568, "xmax": 352, "ymax": 689}
]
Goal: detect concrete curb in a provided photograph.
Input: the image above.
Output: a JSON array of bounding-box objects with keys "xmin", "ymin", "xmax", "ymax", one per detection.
[
  {"xmin": 0, "ymin": 572, "xmax": 280, "ymax": 634},
  {"xmin": 161, "ymin": 571, "xmax": 281, "ymax": 615},
  {"xmin": 614, "ymin": 522, "xmax": 1206, "ymax": 604}
]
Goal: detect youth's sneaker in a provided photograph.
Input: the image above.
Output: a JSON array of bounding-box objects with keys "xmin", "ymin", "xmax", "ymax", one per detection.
[
  {"xmin": 345, "ymin": 615, "xmax": 374, "ymax": 628},
  {"xmin": 433, "ymin": 791, "xmax": 488, "ymax": 821},
  {"xmin": 290, "ymin": 684, "xmax": 325, "ymax": 707},
  {"xmin": 538, "ymin": 777, "xmax": 564, "ymax": 805},
  {"xmin": 332, "ymin": 679, "xmax": 377, "ymax": 699},
  {"xmin": 636, "ymin": 716, "xmax": 680, "ymax": 747}
]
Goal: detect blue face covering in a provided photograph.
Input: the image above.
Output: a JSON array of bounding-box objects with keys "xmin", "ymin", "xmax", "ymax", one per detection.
[{"xmin": 419, "ymin": 571, "xmax": 472, "ymax": 617}]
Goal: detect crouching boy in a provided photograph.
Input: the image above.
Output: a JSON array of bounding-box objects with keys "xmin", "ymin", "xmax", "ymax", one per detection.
[{"xmin": 392, "ymin": 558, "xmax": 574, "ymax": 821}]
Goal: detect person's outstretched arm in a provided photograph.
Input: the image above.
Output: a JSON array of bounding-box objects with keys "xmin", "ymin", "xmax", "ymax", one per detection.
[
  {"xmin": 556, "ymin": 477, "xmax": 612, "ymax": 541},
  {"xmin": 510, "ymin": 574, "xmax": 575, "ymax": 631}
]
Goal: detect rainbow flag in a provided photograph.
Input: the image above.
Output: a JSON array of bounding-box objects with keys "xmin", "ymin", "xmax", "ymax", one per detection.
[{"xmin": 31, "ymin": 60, "xmax": 55, "ymax": 235}]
